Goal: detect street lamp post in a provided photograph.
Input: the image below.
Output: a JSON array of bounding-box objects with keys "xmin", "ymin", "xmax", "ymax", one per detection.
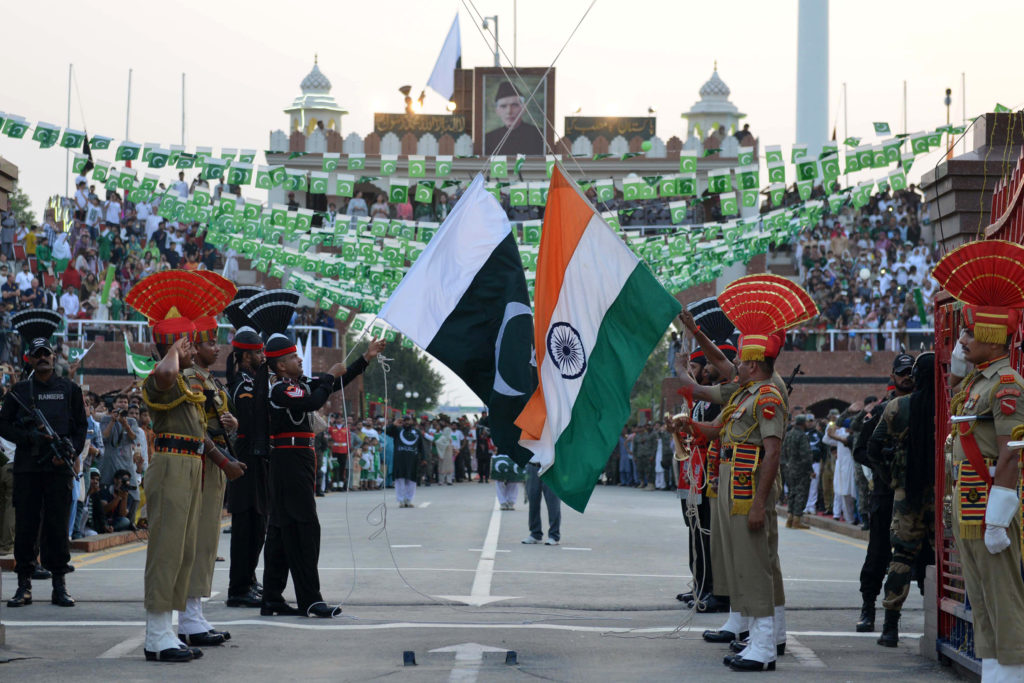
[
  {"xmin": 482, "ymin": 15, "xmax": 500, "ymax": 67},
  {"xmin": 944, "ymin": 88, "xmax": 953, "ymax": 160}
]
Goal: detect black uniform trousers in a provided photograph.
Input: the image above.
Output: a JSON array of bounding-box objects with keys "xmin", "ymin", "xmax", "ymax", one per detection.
[
  {"xmin": 263, "ymin": 447, "xmax": 323, "ymax": 610},
  {"xmin": 682, "ymin": 495, "xmax": 715, "ymax": 597},
  {"xmin": 858, "ymin": 489, "xmax": 895, "ymax": 601},
  {"xmin": 229, "ymin": 508, "xmax": 267, "ymax": 596},
  {"xmin": 13, "ymin": 471, "xmax": 73, "ymax": 579}
]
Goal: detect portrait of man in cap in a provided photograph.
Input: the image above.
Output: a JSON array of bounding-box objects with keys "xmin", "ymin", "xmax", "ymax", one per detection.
[{"xmin": 483, "ymin": 78, "xmax": 546, "ymax": 155}]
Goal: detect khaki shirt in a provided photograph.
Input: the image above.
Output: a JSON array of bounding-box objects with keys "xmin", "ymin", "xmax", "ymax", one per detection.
[
  {"xmin": 707, "ymin": 370, "xmax": 790, "ymax": 412},
  {"xmin": 142, "ymin": 373, "xmax": 207, "ymax": 440},
  {"xmin": 952, "ymin": 356, "xmax": 1024, "ymax": 466},
  {"xmin": 182, "ymin": 366, "xmax": 231, "ymax": 439},
  {"xmin": 722, "ymin": 379, "xmax": 787, "ymax": 447}
]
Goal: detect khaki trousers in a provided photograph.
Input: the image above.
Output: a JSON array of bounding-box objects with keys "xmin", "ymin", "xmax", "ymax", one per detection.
[
  {"xmin": 187, "ymin": 463, "xmax": 226, "ymax": 597},
  {"xmin": 143, "ymin": 452, "xmax": 202, "ymax": 612},
  {"xmin": 728, "ymin": 474, "xmax": 785, "ymax": 618},
  {"xmin": 953, "ymin": 513, "xmax": 1024, "ymax": 664},
  {"xmin": 711, "ymin": 462, "xmax": 733, "ymax": 598}
]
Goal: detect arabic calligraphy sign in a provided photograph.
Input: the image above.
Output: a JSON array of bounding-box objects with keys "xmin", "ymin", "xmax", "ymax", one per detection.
[
  {"xmin": 563, "ymin": 116, "xmax": 656, "ymax": 142},
  {"xmin": 373, "ymin": 113, "xmax": 469, "ymax": 138}
]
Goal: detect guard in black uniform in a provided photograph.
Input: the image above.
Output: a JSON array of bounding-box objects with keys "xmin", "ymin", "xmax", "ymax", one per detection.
[
  {"xmin": 226, "ymin": 326, "xmax": 269, "ymax": 607},
  {"xmin": 0, "ymin": 309, "xmax": 87, "ymax": 608},
  {"xmin": 260, "ymin": 333, "xmax": 385, "ymax": 618}
]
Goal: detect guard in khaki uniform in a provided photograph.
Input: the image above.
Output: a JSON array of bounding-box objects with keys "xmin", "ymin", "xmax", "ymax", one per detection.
[
  {"xmin": 933, "ymin": 240, "xmax": 1024, "ymax": 681},
  {"xmin": 126, "ymin": 270, "xmax": 245, "ymax": 663},
  {"xmin": 178, "ymin": 315, "xmax": 239, "ymax": 646},
  {"xmin": 679, "ymin": 275, "xmax": 816, "ymax": 672}
]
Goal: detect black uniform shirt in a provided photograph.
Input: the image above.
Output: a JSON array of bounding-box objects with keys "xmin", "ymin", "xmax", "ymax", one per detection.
[{"xmin": 0, "ymin": 374, "xmax": 88, "ymax": 473}]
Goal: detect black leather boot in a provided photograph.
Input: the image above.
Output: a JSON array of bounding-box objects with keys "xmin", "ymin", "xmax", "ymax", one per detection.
[
  {"xmin": 877, "ymin": 609, "xmax": 899, "ymax": 647},
  {"xmin": 7, "ymin": 577, "xmax": 32, "ymax": 607},
  {"xmin": 51, "ymin": 575, "xmax": 75, "ymax": 607},
  {"xmin": 856, "ymin": 600, "xmax": 875, "ymax": 632}
]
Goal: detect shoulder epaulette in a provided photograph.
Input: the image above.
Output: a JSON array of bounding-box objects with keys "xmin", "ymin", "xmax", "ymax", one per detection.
[{"xmin": 1000, "ymin": 374, "xmax": 1017, "ymax": 385}]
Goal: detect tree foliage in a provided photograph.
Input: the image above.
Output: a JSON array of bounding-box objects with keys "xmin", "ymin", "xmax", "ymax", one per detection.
[
  {"xmin": 8, "ymin": 184, "xmax": 35, "ymax": 227},
  {"xmin": 355, "ymin": 337, "xmax": 443, "ymax": 414}
]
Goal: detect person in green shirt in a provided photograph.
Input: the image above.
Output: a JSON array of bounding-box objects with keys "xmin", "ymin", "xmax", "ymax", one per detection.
[{"xmin": 35, "ymin": 236, "xmax": 53, "ymax": 276}]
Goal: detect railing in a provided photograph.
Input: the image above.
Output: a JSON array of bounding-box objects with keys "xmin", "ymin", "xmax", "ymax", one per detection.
[
  {"xmin": 784, "ymin": 327, "xmax": 935, "ymax": 352},
  {"xmin": 58, "ymin": 320, "xmax": 343, "ymax": 349}
]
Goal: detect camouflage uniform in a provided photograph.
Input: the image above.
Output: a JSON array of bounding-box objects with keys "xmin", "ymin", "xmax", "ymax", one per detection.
[
  {"xmin": 780, "ymin": 425, "xmax": 812, "ymax": 517},
  {"xmin": 633, "ymin": 430, "xmax": 658, "ymax": 487}
]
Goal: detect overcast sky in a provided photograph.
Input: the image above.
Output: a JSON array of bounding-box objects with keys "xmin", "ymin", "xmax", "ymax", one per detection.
[{"xmin": 2, "ymin": 0, "xmax": 1020, "ymax": 406}]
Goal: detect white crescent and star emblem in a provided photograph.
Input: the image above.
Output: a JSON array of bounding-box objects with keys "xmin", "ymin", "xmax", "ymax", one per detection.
[{"xmin": 493, "ymin": 301, "xmax": 534, "ymax": 397}]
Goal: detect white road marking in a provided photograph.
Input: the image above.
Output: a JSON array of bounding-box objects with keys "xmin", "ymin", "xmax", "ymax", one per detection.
[
  {"xmin": 430, "ymin": 642, "xmax": 507, "ymax": 683},
  {"xmin": 467, "ymin": 548, "xmax": 510, "ymax": 553},
  {"xmin": 418, "ymin": 502, "xmax": 432, "ymax": 508},
  {"xmin": 785, "ymin": 636, "xmax": 827, "ymax": 668},
  {"xmin": 561, "ymin": 547, "xmax": 592, "ymax": 551},
  {"xmin": 435, "ymin": 500, "xmax": 519, "ymax": 606},
  {"xmin": 4, "ymin": 621, "xmax": 925, "ymax": 637},
  {"xmin": 390, "ymin": 545, "xmax": 422, "ymax": 549},
  {"xmin": 96, "ymin": 633, "xmax": 145, "ymax": 659}
]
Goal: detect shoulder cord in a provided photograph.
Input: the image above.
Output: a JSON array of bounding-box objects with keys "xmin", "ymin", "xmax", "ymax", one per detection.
[
  {"xmin": 141, "ymin": 375, "xmax": 205, "ymax": 412},
  {"xmin": 722, "ymin": 382, "xmax": 759, "ymax": 445}
]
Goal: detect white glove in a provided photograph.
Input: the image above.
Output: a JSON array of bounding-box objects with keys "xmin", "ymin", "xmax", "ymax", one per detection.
[
  {"xmin": 950, "ymin": 343, "xmax": 973, "ymax": 378},
  {"xmin": 984, "ymin": 485, "xmax": 1020, "ymax": 555}
]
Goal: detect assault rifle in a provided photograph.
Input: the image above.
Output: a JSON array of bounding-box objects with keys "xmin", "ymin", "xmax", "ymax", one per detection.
[
  {"xmin": 6, "ymin": 389, "xmax": 77, "ymax": 476},
  {"xmin": 784, "ymin": 364, "xmax": 804, "ymax": 396}
]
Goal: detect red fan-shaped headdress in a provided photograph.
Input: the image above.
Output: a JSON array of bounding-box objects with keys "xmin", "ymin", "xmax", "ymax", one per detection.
[
  {"xmin": 931, "ymin": 239, "xmax": 1024, "ymax": 344},
  {"xmin": 126, "ymin": 271, "xmax": 235, "ymax": 344},
  {"xmin": 718, "ymin": 276, "xmax": 817, "ymax": 361}
]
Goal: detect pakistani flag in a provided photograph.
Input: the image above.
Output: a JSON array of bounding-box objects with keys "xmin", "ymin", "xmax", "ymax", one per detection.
[
  {"xmin": 873, "ymin": 122, "xmax": 891, "ymax": 135},
  {"xmin": 871, "ymin": 146, "xmax": 887, "ymax": 169},
  {"xmin": 435, "ymin": 156, "xmax": 453, "ymax": 177},
  {"xmin": 309, "ymin": 171, "xmax": 329, "ymax": 194},
  {"xmin": 843, "ymin": 136, "xmax": 861, "ymax": 147},
  {"xmin": 854, "ymin": 145, "xmax": 873, "ymax": 170},
  {"xmin": 379, "ymin": 174, "xmax": 537, "ymax": 466},
  {"xmin": 60, "ymin": 128, "xmax": 85, "ymax": 149},
  {"xmin": 414, "ymin": 182, "xmax": 434, "ymax": 203},
  {"xmin": 926, "ymin": 131, "xmax": 943, "ymax": 148},
  {"xmin": 509, "ymin": 183, "xmax": 528, "ymax": 206},
  {"xmin": 335, "ymin": 173, "xmax": 355, "ymax": 197},
  {"xmin": 764, "ymin": 145, "xmax": 783, "ymax": 164},
  {"xmin": 322, "ymin": 153, "xmax": 340, "ymax": 172},
  {"xmin": 882, "ymin": 138, "xmax": 903, "ymax": 163},
  {"xmin": 380, "ymin": 155, "xmax": 398, "ymax": 176},
  {"xmin": 72, "ymin": 153, "xmax": 89, "ymax": 174},
  {"xmin": 796, "ymin": 159, "xmax": 819, "ymax": 181},
  {"xmin": 522, "ymin": 220, "xmax": 542, "ymax": 245},
  {"xmin": 125, "ymin": 337, "xmax": 157, "ymax": 376},
  {"xmin": 678, "ymin": 150, "xmax": 697, "ymax": 174},
  {"xmin": 546, "ymin": 155, "xmax": 561, "ymax": 177},
  {"xmin": 844, "ymin": 150, "xmax": 860, "ymax": 173},
  {"xmin": 4, "ymin": 117, "xmax": 31, "ymax": 139},
  {"xmin": 888, "ymin": 169, "xmax": 908, "ymax": 191},
  {"xmin": 768, "ymin": 183, "xmax": 785, "ymax": 207},
  {"xmin": 348, "ymin": 153, "xmax": 366, "ymax": 170},
  {"xmin": 149, "ymin": 148, "xmax": 170, "ymax": 169},
  {"xmin": 89, "ymin": 134, "xmax": 112, "ymax": 150},
  {"xmin": 901, "ymin": 153, "xmax": 915, "ymax": 173},
  {"xmin": 741, "ymin": 189, "xmax": 759, "ymax": 209},
  {"xmin": 389, "ymin": 178, "xmax": 409, "ymax": 203},
  {"xmin": 32, "ymin": 122, "xmax": 61, "ymax": 148},
  {"xmin": 92, "ymin": 161, "xmax": 110, "ymax": 182},
  {"xmin": 176, "ymin": 153, "xmax": 196, "ymax": 169},
  {"xmin": 239, "ymin": 149, "xmax": 257, "ymax": 163},
  {"xmin": 622, "ymin": 177, "xmax": 644, "ymax": 200},
  {"xmin": 821, "ymin": 155, "xmax": 841, "ymax": 180},
  {"xmin": 117, "ymin": 168, "xmax": 137, "ymax": 190},
  {"xmin": 408, "ymin": 155, "xmax": 426, "ymax": 178},
  {"xmin": 115, "ymin": 141, "xmax": 142, "ymax": 161},
  {"xmin": 595, "ymin": 179, "xmax": 615, "ymax": 202},
  {"xmin": 678, "ymin": 174, "xmax": 696, "ymax": 197},
  {"xmin": 767, "ymin": 162, "xmax": 786, "ymax": 184},
  {"xmin": 227, "ymin": 162, "xmax": 252, "ymax": 185},
  {"xmin": 490, "ymin": 155, "xmax": 508, "ymax": 178},
  {"xmin": 707, "ymin": 169, "xmax": 732, "ymax": 194},
  {"xmin": 791, "ymin": 144, "xmax": 807, "ymax": 162},
  {"xmin": 796, "ymin": 179, "xmax": 813, "ymax": 201},
  {"xmin": 737, "ymin": 146, "xmax": 754, "ymax": 166},
  {"xmin": 720, "ymin": 194, "xmax": 739, "ymax": 216}
]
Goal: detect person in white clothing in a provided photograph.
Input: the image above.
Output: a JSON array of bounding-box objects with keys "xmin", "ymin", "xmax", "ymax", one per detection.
[
  {"xmin": 171, "ymin": 171, "xmax": 189, "ymax": 199},
  {"xmin": 824, "ymin": 419, "xmax": 857, "ymax": 523},
  {"xmin": 60, "ymin": 290, "xmax": 80, "ymax": 317}
]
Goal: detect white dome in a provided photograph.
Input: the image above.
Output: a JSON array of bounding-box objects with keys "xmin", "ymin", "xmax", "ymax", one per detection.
[
  {"xmin": 699, "ymin": 69, "xmax": 730, "ymax": 98},
  {"xmin": 300, "ymin": 59, "xmax": 331, "ymax": 93}
]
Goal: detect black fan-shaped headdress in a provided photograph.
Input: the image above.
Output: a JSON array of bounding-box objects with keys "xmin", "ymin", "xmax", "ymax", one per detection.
[
  {"xmin": 11, "ymin": 308, "xmax": 63, "ymax": 345},
  {"xmin": 686, "ymin": 297, "xmax": 736, "ymax": 345},
  {"xmin": 239, "ymin": 289, "xmax": 301, "ymax": 339}
]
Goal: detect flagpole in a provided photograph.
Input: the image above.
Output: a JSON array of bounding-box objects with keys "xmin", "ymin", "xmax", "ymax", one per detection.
[
  {"xmin": 961, "ymin": 71, "xmax": 966, "ymax": 155},
  {"xmin": 842, "ymin": 81, "xmax": 848, "ymax": 187},
  {"xmin": 125, "ymin": 68, "xmax": 133, "ymax": 140},
  {"xmin": 513, "ymin": 0, "xmax": 517, "ymax": 67},
  {"xmin": 181, "ymin": 72, "xmax": 186, "ymax": 146},
  {"xmin": 65, "ymin": 63, "xmax": 72, "ymax": 197},
  {"xmin": 902, "ymin": 80, "xmax": 907, "ymax": 135}
]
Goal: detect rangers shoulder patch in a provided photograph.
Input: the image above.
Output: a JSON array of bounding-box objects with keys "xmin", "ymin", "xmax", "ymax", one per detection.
[
  {"xmin": 1000, "ymin": 396, "xmax": 1017, "ymax": 415},
  {"xmin": 996, "ymin": 387, "xmax": 1021, "ymax": 399}
]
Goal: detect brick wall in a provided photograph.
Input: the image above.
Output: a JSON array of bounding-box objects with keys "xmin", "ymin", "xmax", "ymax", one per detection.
[
  {"xmin": 661, "ymin": 350, "xmax": 901, "ymax": 418},
  {"xmin": 73, "ymin": 341, "xmax": 363, "ymax": 414}
]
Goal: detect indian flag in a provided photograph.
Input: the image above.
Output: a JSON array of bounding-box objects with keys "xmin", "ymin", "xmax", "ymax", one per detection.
[
  {"xmin": 379, "ymin": 174, "xmax": 537, "ymax": 466},
  {"xmin": 515, "ymin": 166, "xmax": 680, "ymax": 512}
]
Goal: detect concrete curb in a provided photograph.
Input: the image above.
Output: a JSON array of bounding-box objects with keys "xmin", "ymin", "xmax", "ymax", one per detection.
[{"xmin": 775, "ymin": 504, "xmax": 869, "ymax": 541}]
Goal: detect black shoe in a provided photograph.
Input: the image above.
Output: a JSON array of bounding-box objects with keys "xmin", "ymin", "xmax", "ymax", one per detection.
[
  {"xmin": 696, "ymin": 595, "xmax": 731, "ymax": 613},
  {"xmin": 703, "ymin": 629, "xmax": 748, "ymax": 643},
  {"xmin": 260, "ymin": 600, "xmax": 302, "ymax": 616},
  {"xmin": 32, "ymin": 567, "xmax": 51, "ymax": 580},
  {"xmin": 730, "ymin": 639, "xmax": 749, "ymax": 654},
  {"xmin": 777, "ymin": 643, "xmax": 785, "ymax": 656},
  {"xmin": 729, "ymin": 657, "xmax": 776, "ymax": 672},
  {"xmin": 225, "ymin": 590, "xmax": 262, "ymax": 608},
  {"xmin": 305, "ymin": 602, "xmax": 342, "ymax": 618},
  {"xmin": 144, "ymin": 646, "xmax": 195, "ymax": 663},
  {"xmin": 676, "ymin": 591, "xmax": 695, "ymax": 603},
  {"xmin": 51, "ymin": 586, "xmax": 75, "ymax": 607},
  {"xmin": 208, "ymin": 629, "xmax": 231, "ymax": 642},
  {"xmin": 856, "ymin": 601, "xmax": 876, "ymax": 632},
  {"xmin": 724, "ymin": 654, "xmax": 739, "ymax": 667},
  {"xmin": 179, "ymin": 631, "xmax": 225, "ymax": 646},
  {"xmin": 878, "ymin": 609, "xmax": 899, "ymax": 647},
  {"xmin": 7, "ymin": 583, "xmax": 31, "ymax": 607}
]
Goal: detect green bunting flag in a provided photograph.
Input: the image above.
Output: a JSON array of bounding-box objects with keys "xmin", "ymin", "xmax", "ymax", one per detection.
[
  {"xmin": 741, "ymin": 189, "xmax": 759, "ymax": 209},
  {"xmin": 768, "ymin": 183, "xmax": 785, "ymax": 207},
  {"xmin": 380, "ymin": 154, "xmax": 397, "ymax": 176},
  {"xmin": 707, "ymin": 169, "xmax": 732, "ymax": 194},
  {"xmin": 203, "ymin": 157, "xmax": 228, "ymax": 180},
  {"xmin": 796, "ymin": 159, "xmax": 818, "ymax": 181},
  {"xmin": 764, "ymin": 145, "xmax": 783, "ymax": 164},
  {"xmin": 148, "ymin": 148, "xmax": 170, "ymax": 169},
  {"xmin": 509, "ymin": 182, "xmax": 528, "ymax": 206},
  {"xmin": 595, "ymin": 179, "xmax": 614, "ymax": 202},
  {"xmin": 901, "ymin": 153, "xmax": 915, "ymax": 173},
  {"xmin": 736, "ymin": 165, "xmax": 759, "ymax": 190},
  {"xmin": 843, "ymin": 136, "xmax": 861, "ymax": 147},
  {"xmin": 226, "ymin": 162, "xmax": 252, "ymax": 185},
  {"xmin": 32, "ymin": 122, "xmax": 61, "ymax": 148},
  {"xmin": 490, "ymin": 155, "xmax": 508, "ymax": 178},
  {"xmin": 678, "ymin": 150, "xmax": 697, "ymax": 173},
  {"xmin": 767, "ymin": 162, "xmax": 785, "ymax": 184},
  {"xmin": 925, "ymin": 131, "xmax": 943, "ymax": 148},
  {"xmin": 796, "ymin": 179, "xmax": 813, "ymax": 201},
  {"xmin": 335, "ymin": 173, "xmax": 355, "ymax": 197},
  {"xmin": 720, "ymin": 194, "xmax": 738, "ymax": 216},
  {"xmin": 737, "ymin": 146, "xmax": 754, "ymax": 166},
  {"xmin": 669, "ymin": 200, "xmax": 687, "ymax": 224},
  {"xmin": 435, "ymin": 155, "xmax": 452, "ymax": 176},
  {"xmin": 89, "ymin": 134, "xmax": 113, "ymax": 150},
  {"xmin": 522, "ymin": 220, "xmax": 542, "ymax": 245},
  {"xmin": 678, "ymin": 174, "xmax": 696, "ymax": 197},
  {"xmin": 994, "ymin": 103, "xmax": 1012, "ymax": 113},
  {"xmin": 821, "ymin": 155, "xmax": 841, "ymax": 180},
  {"xmin": 3, "ymin": 116, "xmax": 30, "ymax": 139},
  {"xmin": 309, "ymin": 171, "xmax": 329, "ymax": 194},
  {"xmin": 322, "ymin": 152, "xmax": 340, "ymax": 172},
  {"xmin": 60, "ymin": 128, "xmax": 85, "ymax": 149},
  {"xmin": 414, "ymin": 182, "xmax": 433, "ymax": 203},
  {"xmin": 658, "ymin": 176, "xmax": 677, "ymax": 197},
  {"xmin": 873, "ymin": 122, "xmax": 891, "ymax": 135},
  {"xmin": 408, "ymin": 155, "xmax": 426, "ymax": 177},
  {"xmin": 348, "ymin": 153, "xmax": 366, "ymax": 170},
  {"xmin": 546, "ymin": 155, "xmax": 560, "ymax": 177},
  {"xmin": 72, "ymin": 153, "xmax": 88, "ymax": 174},
  {"xmin": 888, "ymin": 169, "xmax": 908, "ymax": 191},
  {"xmin": 791, "ymin": 144, "xmax": 807, "ymax": 162},
  {"xmin": 844, "ymin": 149, "xmax": 860, "ymax": 173},
  {"xmin": 115, "ymin": 141, "xmax": 141, "ymax": 161}
]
